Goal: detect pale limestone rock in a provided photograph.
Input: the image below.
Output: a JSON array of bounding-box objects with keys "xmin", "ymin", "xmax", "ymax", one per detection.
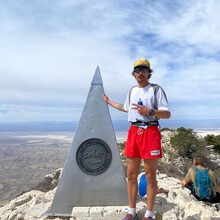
[
  {"xmin": 0, "ymin": 167, "xmax": 219, "ymax": 219},
  {"xmin": 103, "ymin": 206, "xmax": 126, "ymax": 218},
  {"xmin": 11, "ymin": 193, "xmax": 32, "ymax": 208},
  {"xmin": 90, "ymin": 207, "xmax": 104, "ymax": 218},
  {"xmin": 206, "ymin": 145, "xmax": 215, "ymax": 150},
  {"xmin": 72, "ymin": 207, "xmax": 90, "ymax": 218},
  {"xmin": 184, "ymin": 200, "xmax": 215, "ymax": 219}
]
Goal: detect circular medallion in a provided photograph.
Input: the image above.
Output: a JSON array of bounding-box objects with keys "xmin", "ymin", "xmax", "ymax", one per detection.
[{"xmin": 76, "ymin": 138, "xmax": 112, "ymax": 175}]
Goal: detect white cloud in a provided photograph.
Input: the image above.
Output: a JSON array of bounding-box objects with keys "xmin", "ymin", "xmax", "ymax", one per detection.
[{"xmin": 0, "ymin": 0, "xmax": 220, "ymax": 122}]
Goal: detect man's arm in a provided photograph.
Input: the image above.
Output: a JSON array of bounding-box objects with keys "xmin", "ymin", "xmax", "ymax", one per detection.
[
  {"xmin": 209, "ymin": 170, "xmax": 217, "ymax": 191},
  {"xmin": 103, "ymin": 95, "xmax": 127, "ymax": 112},
  {"xmin": 154, "ymin": 109, "xmax": 171, "ymax": 119},
  {"xmin": 181, "ymin": 167, "xmax": 194, "ymax": 189},
  {"xmin": 181, "ymin": 179, "xmax": 187, "ymax": 189},
  {"xmin": 132, "ymin": 104, "xmax": 171, "ymax": 119}
]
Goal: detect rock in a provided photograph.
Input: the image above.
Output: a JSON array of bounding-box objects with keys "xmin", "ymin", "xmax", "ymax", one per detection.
[
  {"xmin": 0, "ymin": 169, "xmax": 220, "ymax": 220},
  {"xmin": 206, "ymin": 145, "xmax": 215, "ymax": 150},
  {"xmin": 11, "ymin": 193, "xmax": 32, "ymax": 208}
]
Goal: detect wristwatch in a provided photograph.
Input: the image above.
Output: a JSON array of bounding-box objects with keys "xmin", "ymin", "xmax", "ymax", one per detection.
[{"xmin": 149, "ymin": 109, "xmax": 155, "ymax": 116}]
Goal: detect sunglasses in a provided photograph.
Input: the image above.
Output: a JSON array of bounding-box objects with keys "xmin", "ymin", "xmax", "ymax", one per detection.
[{"xmin": 133, "ymin": 67, "xmax": 149, "ymax": 74}]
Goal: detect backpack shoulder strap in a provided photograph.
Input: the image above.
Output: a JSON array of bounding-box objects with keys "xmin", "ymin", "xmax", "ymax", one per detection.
[
  {"xmin": 151, "ymin": 83, "xmax": 160, "ymax": 91},
  {"xmin": 150, "ymin": 83, "xmax": 160, "ymax": 109},
  {"xmin": 195, "ymin": 166, "xmax": 207, "ymax": 173},
  {"xmin": 128, "ymin": 85, "xmax": 137, "ymax": 105},
  {"xmin": 204, "ymin": 168, "xmax": 209, "ymax": 174},
  {"xmin": 195, "ymin": 167, "xmax": 210, "ymax": 177},
  {"xmin": 194, "ymin": 167, "xmax": 199, "ymax": 172}
]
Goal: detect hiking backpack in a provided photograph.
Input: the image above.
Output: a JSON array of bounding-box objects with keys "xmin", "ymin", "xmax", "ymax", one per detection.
[{"xmin": 193, "ymin": 167, "xmax": 212, "ymax": 201}]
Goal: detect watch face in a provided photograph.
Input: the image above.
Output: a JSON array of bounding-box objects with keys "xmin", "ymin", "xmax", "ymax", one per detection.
[
  {"xmin": 76, "ymin": 138, "xmax": 112, "ymax": 175},
  {"xmin": 149, "ymin": 109, "xmax": 155, "ymax": 116}
]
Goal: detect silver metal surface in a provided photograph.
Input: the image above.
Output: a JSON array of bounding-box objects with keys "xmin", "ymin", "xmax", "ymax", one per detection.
[{"xmin": 47, "ymin": 66, "xmax": 128, "ymax": 216}]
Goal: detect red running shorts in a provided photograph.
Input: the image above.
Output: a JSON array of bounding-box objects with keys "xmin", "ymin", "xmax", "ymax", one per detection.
[{"xmin": 124, "ymin": 125, "xmax": 162, "ymax": 159}]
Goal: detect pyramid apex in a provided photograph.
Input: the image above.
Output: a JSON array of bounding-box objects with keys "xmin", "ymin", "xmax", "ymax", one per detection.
[{"xmin": 91, "ymin": 66, "xmax": 103, "ymax": 85}]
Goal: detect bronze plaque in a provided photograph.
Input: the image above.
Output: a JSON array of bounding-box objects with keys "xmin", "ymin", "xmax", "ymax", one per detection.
[{"xmin": 76, "ymin": 138, "xmax": 112, "ymax": 175}]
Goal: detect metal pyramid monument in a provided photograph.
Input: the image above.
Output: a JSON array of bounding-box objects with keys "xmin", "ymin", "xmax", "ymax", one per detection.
[{"xmin": 47, "ymin": 66, "xmax": 128, "ymax": 216}]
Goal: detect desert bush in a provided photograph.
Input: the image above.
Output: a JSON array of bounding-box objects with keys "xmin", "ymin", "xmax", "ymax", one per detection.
[
  {"xmin": 170, "ymin": 127, "xmax": 206, "ymax": 158},
  {"xmin": 160, "ymin": 127, "xmax": 171, "ymax": 132},
  {"xmin": 158, "ymin": 160, "xmax": 184, "ymax": 179},
  {"xmin": 204, "ymin": 134, "xmax": 220, "ymax": 154}
]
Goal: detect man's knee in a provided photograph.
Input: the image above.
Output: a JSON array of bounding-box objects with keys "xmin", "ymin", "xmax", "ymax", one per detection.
[{"xmin": 127, "ymin": 169, "xmax": 139, "ymax": 182}]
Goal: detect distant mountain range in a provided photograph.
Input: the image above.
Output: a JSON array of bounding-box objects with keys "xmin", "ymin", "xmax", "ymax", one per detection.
[{"xmin": 0, "ymin": 119, "xmax": 219, "ymax": 132}]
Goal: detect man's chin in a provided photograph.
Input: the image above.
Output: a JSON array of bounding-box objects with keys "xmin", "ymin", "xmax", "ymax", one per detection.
[{"xmin": 136, "ymin": 77, "xmax": 145, "ymax": 82}]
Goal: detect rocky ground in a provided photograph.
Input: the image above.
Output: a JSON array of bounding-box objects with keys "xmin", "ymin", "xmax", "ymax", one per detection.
[
  {"xmin": 0, "ymin": 168, "xmax": 219, "ymax": 220},
  {"xmin": 0, "ymin": 130, "xmax": 220, "ymax": 219}
]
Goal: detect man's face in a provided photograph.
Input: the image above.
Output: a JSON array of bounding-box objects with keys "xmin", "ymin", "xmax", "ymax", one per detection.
[{"xmin": 133, "ymin": 66, "xmax": 150, "ymax": 83}]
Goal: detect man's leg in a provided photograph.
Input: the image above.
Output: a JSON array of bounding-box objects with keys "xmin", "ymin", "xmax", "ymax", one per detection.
[
  {"xmin": 143, "ymin": 159, "xmax": 158, "ymax": 213},
  {"xmin": 126, "ymin": 157, "xmax": 141, "ymax": 208}
]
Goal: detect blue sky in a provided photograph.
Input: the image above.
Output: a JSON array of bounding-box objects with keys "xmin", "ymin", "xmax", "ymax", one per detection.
[{"xmin": 0, "ymin": 0, "xmax": 220, "ymax": 122}]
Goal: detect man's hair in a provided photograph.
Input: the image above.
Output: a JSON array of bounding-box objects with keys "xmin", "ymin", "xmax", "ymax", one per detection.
[{"xmin": 193, "ymin": 156, "xmax": 204, "ymax": 166}]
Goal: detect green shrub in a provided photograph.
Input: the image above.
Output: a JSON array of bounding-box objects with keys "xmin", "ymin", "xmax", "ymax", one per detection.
[
  {"xmin": 204, "ymin": 134, "xmax": 220, "ymax": 153},
  {"xmin": 170, "ymin": 127, "xmax": 206, "ymax": 158},
  {"xmin": 160, "ymin": 127, "xmax": 171, "ymax": 132}
]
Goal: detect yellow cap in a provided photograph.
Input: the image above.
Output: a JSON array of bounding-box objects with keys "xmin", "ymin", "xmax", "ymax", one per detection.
[{"xmin": 134, "ymin": 59, "xmax": 150, "ymax": 69}]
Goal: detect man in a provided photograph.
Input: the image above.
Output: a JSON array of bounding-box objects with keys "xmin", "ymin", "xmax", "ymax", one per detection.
[
  {"xmin": 104, "ymin": 59, "xmax": 171, "ymax": 220},
  {"xmin": 181, "ymin": 156, "xmax": 217, "ymax": 201}
]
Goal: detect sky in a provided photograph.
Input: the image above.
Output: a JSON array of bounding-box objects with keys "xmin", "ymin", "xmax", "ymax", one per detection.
[{"xmin": 0, "ymin": 0, "xmax": 220, "ymax": 123}]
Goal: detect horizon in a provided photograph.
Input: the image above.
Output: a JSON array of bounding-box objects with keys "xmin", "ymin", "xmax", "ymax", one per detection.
[{"xmin": 0, "ymin": 119, "xmax": 219, "ymax": 132}]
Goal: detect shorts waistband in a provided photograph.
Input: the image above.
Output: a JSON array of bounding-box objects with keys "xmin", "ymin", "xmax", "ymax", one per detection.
[{"xmin": 131, "ymin": 120, "xmax": 159, "ymax": 127}]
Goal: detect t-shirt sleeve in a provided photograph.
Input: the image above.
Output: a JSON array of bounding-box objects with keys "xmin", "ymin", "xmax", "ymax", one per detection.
[
  {"xmin": 208, "ymin": 170, "xmax": 217, "ymax": 188},
  {"xmin": 124, "ymin": 92, "xmax": 130, "ymax": 112},
  {"xmin": 208, "ymin": 170, "xmax": 217, "ymax": 197},
  {"xmin": 156, "ymin": 87, "xmax": 169, "ymax": 111},
  {"xmin": 185, "ymin": 167, "xmax": 195, "ymax": 183}
]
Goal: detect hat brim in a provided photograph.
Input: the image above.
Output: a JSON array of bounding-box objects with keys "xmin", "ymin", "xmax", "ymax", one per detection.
[{"xmin": 134, "ymin": 65, "xmax": 150, "ymax": 69}]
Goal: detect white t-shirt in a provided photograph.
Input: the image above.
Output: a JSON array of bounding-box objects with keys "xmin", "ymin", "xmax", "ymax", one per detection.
[{"xmin": 124, "ymin": 83, "xmax": 169, "ymax": 123}]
